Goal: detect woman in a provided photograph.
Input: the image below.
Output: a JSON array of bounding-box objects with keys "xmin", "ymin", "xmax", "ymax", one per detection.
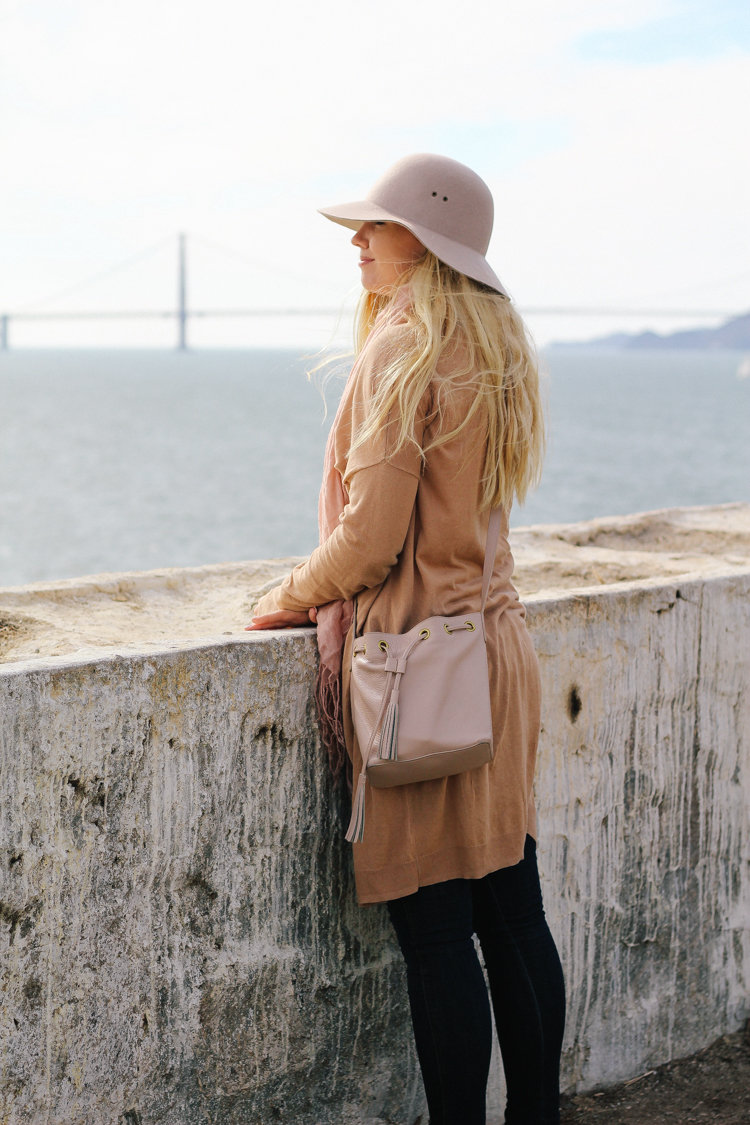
[{"xmin": 247, "ymin": 153, "xmax": 565, "ymax": 1125}]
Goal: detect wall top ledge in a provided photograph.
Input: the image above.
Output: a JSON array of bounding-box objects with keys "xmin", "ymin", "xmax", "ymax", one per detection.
[{"xmin": 1, "ymin": 503, "xmax": 748, "ymax": 671}]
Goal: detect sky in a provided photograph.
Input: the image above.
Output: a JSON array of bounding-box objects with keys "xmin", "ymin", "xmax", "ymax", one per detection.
[{"xmin": 1, "ymin": 0, "xmax": 749, "ymax": 348}]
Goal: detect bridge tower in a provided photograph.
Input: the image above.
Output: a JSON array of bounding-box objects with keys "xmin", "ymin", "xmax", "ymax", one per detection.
[{"xmin": 177, "ymin": 233, "xmax": 187, "ymax": 350}]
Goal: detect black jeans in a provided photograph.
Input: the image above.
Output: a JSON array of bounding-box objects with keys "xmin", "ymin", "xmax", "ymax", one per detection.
[{"xmin": 387, "ymin": 836, "xmax": 565, "ymax": 1125}]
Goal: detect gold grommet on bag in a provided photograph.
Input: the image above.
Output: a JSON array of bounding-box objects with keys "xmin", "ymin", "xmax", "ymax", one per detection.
[
  {"xmin": 443, "ymin": 623, "xmax": 453, "ymax": 635},
  {"xmin": 419, "ymin": 628, "xmax": 430, "ymax": 640},
  {"xmin": 465, "ymin": 621, "xmax": 475, "ymax": 631},
  {"xmin": 378, "ymin": 640, "xmax": 389, "ymax": 652}
]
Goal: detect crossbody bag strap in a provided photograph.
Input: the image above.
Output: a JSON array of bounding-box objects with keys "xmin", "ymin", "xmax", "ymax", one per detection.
[{"xmin": 480, "ymin": 508, "xmax": 503, "ymax": 615}]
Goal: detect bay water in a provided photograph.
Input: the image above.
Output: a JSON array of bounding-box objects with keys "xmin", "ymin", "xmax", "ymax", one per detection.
[{"xmin": 0, "ymin": 348, "xmax": 747, "ymax": 587}]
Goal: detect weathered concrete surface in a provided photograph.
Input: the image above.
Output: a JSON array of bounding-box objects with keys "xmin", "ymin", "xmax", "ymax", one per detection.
[
  {"xmin": 0, "ymin": 633, "xmax": 423, "ymax": 1124},
  {"xmin": 0, "ymin": 557, "xmax": 305, "ymax": 665},
  {"xmin": 529, "ymin": 570, "xmax": 750, "ymax": 1089},
  {"xmin": 2, "ymin": 502, "xmax": 749, "ymax": 666},
  {"xmin": 0, "ymin": 504, "xmax": 749, "ymax": 1123}
]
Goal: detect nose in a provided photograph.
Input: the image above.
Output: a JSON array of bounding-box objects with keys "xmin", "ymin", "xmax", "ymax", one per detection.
[{"xmin": 351, "ymin": 225, "xmax": 369, "ymax": 250}]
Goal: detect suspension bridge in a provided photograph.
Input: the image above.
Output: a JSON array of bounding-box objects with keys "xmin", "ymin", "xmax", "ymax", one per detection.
[{"xmin": 0, "ymin": 233, "xmax": 744, "ymax": 350}]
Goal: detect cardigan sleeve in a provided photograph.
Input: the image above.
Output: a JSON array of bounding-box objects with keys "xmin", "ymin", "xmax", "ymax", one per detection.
[{"xmin": 253, "ymin": 459, "xmax": 419, "ymax": 614}]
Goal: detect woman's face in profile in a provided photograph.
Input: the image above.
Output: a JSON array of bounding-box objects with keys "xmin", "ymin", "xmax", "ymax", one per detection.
[{"xmin": 351, "ymin": 221, "xmax": 425, "ymax": 293}]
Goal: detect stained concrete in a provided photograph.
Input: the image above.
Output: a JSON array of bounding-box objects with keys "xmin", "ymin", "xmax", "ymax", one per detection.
[{"xmin": 0, "ymin": 504, "xmax": 748, "ymax": 1123}]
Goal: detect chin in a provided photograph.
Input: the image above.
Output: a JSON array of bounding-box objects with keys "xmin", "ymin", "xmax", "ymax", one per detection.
[{"xmin": 365, "ymin": 277, "xmax": 399, "ymax": 296}]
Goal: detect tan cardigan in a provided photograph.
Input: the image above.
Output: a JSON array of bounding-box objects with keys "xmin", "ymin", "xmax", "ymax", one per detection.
[{"xmin": 255, "ymin": 324, "xmax": 541, "ymax": 904}]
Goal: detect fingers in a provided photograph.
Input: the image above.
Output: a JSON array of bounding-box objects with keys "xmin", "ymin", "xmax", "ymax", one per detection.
[{"xmin": 244, "ymin": 610, "xmax": 315, "ymax": 631}]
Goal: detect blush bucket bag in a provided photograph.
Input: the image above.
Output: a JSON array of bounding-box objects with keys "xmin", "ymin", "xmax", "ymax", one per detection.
[{"xmin": 345, "ymin": 508, "xmax": 503, "ymax": 843}]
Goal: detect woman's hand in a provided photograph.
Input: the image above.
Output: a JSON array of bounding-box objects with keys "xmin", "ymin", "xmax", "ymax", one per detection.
[{"xmin": 245, "ymin": 607, "xmax": 317, "ymax": 631}]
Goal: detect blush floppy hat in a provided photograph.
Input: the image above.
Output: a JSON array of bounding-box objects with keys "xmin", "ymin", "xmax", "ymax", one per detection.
[{"xmin": 319, "ymin": 152, "xmax": 507, "ymax": 296}]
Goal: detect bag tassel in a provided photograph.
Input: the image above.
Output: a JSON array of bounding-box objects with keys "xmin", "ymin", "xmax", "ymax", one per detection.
[
  {"xmin": 345, "ymin": 770, "xmax": 367, "ymax": 844},
  {"xmin": 378, "ymin": 686, "xmax": 400, "ymax": 761}
]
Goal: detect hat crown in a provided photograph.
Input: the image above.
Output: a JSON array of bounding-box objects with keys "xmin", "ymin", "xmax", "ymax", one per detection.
[{"xmin": 367, "ymin": 153, "xmax": 494, "ymax": 255}]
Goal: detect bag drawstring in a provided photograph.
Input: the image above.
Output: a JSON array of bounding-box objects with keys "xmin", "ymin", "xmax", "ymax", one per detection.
[
  {"xmin": 345, "ymin": 769, "xmax": 367, "ymax": 843},
  {"xmin": 378, "ymin": 683, "xmax": 400, "ymax": 761},
  {"xmin": 377, "ymin": 660, "xmax": 401, "ymax": 762},
  {"xmin": 345, "ymin": 666, "xmax": 393, "ymax": 843},
  {"xmin": 376, "ymin": 635, "xmax": 425, "ymax": 762},
  {"xmin": 347, "ymin": 635, "xmax": 427, "ymax": 843}
]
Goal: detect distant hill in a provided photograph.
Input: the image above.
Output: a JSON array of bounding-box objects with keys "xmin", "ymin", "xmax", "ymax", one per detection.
[{"xmin": 552, "ymin": 310, "xmax": 750, "ymax": 350}]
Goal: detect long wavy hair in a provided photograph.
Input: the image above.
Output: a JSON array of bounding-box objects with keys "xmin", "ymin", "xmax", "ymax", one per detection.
[{"xmin": 351, "ymin": 252, "xmax": 545, "ymax": 511}]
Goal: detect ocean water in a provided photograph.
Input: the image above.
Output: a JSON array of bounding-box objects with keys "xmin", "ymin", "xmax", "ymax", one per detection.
[{"xmin": 0, "ymin": 348, "xmax": 748, "ymax": 587}]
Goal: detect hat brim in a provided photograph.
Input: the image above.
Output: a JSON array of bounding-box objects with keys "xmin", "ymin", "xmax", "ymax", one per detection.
[{"xmin": 318, "ymin": 201, "xmax": 508, "ymax": 297}]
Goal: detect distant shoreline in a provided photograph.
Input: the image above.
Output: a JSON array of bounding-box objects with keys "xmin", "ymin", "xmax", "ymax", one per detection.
[{"xmin": 551, "ymin": 310, "xmax": 750, "ymax": 350}]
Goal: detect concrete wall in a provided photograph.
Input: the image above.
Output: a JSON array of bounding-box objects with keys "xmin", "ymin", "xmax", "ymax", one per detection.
[
  {"xmin": 0, "ymin": 547, "xmax": 749, "ymax": 1121},
  {"xmin": 530, "ymin": 572, "xmax": 750, "ymax": 1088},
  {"xmin": 0, "ymin": 633, "xmax": 424, "ymax": 1125}
]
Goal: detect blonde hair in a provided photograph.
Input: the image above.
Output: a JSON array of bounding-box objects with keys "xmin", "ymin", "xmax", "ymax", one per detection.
[{"xmin": 351, "ymin": 252, "xmax": 545, "ymax": 511}]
